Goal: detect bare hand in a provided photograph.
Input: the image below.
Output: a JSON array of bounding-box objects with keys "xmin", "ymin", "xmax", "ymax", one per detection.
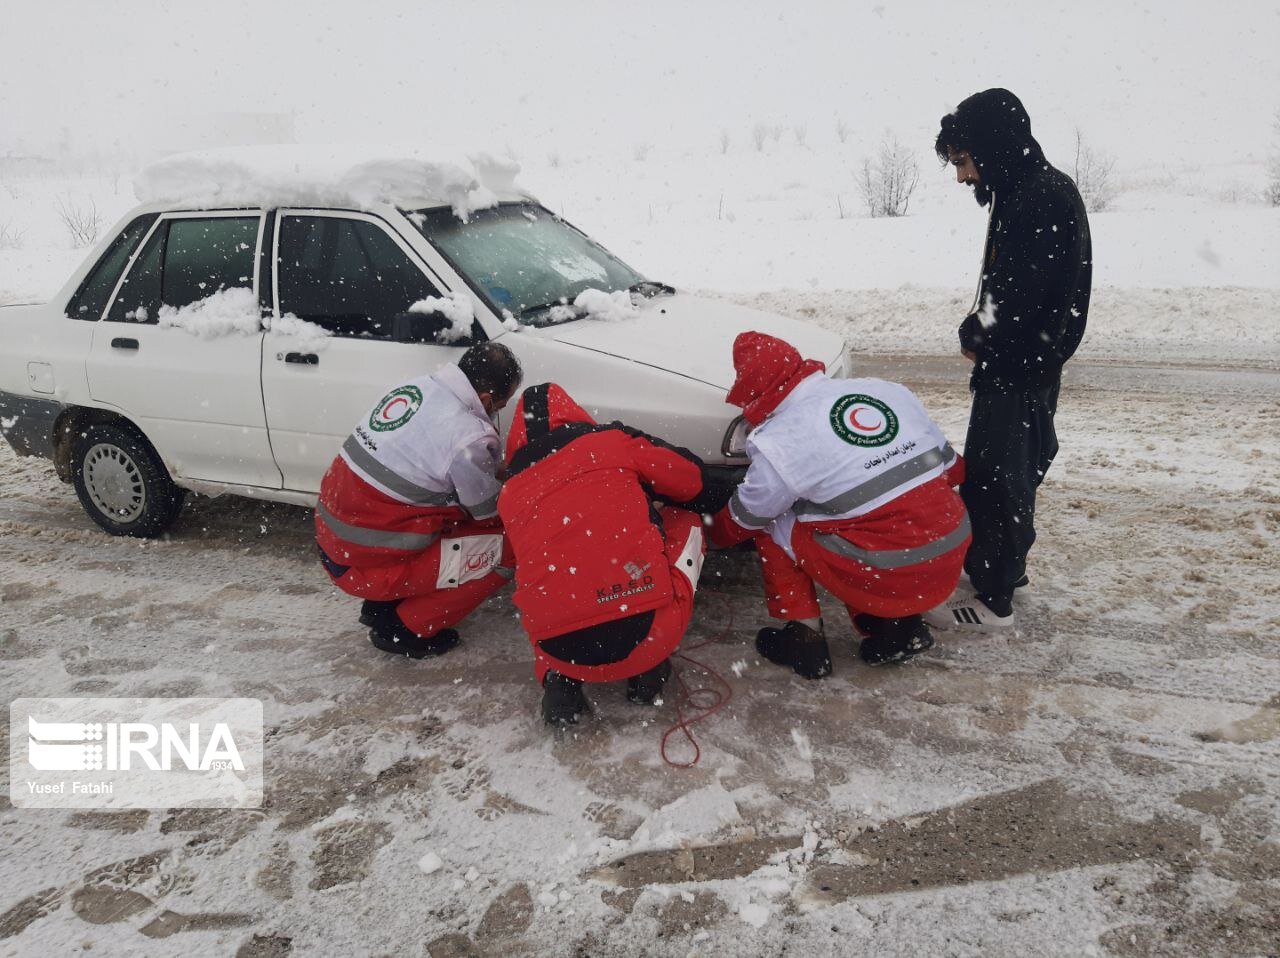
[{"xmin": 962, "ymin": 348, "xmax": 976, "ymax": 363}]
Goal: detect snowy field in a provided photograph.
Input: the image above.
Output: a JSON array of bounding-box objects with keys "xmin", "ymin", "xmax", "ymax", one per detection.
[{"xmin": 2, "ymin": 146, "xmax": 1280, "ymax": 956}]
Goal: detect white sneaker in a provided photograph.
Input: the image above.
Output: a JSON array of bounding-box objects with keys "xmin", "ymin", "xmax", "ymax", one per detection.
[{"xmin": 924, "ymin": 588, "xmax": 1015, "ymax": 632}]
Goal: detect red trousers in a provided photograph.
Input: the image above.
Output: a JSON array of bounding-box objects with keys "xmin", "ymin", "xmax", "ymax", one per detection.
[
  {"xmin": 327, "ymin": 519, "xmax": 513, "ymax": 639},
  {"xmin": 755, "ymin": 526, "xmax": 966, "ymax": 623},
  {"xmin": 532, "ymin": 507, "xmax": 704, "ymax": 684}
]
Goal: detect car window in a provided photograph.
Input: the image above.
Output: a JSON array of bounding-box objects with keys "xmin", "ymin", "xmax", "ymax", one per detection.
[
  {"xmin": 162, "ymin": 217, "xmax": 259, "ymax": 309},
  {"xmin": 66, "ymin": 214, "xmax": 158, "ymax": 321},
  {"xmin": 409, "ymin": 203, "xmax": 643, "ymax": 326},
  {"xmin": 277, "ymin": 215, "xmax": 447, "ymax": 339},
  {"xmin": 106, "ymin": 216, "xmax": 259, "ymax": 324}
]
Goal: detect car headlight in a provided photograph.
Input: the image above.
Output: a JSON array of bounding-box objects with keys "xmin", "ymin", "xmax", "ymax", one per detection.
[{"xmin": 721, "ymin": 415, "xmax": 750, "ymax": 458}]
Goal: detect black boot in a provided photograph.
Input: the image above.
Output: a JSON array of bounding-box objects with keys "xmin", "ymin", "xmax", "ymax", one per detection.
[
  {"xmin": 359, "ymin": 599, "xmax": 400, "ymax": 630},
  {"xmin": 542, "ymin": 671, "xmax": 588, "ymax": 725},
  {"xmin": 626, "ymin": 659, "xmax": 672, "ymax": 705},
  {"xmin": 857, "ymin": 614, "xmax": 934, "ymax": 666},
  {"xmin": 366, "ymin": 602, "xmax": 460, "ymax": 659},
  {"xmin": 755, "ymin": 621, "xmax": 832, "ymax": 679}
]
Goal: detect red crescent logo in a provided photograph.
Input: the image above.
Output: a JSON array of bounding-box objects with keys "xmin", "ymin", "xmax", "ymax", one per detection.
[
  {"xmin": 381, "ymin": 397, "xmax": 409, "ymax": 421},
  {"xmin": 848, "ymin": 406, "xmax": 883, "ymax": 433}
]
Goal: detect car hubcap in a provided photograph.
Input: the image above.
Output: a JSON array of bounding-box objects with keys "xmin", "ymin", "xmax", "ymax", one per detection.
[{"xmin": 84, "ymin": 443, "xmax": 146, "ymax": 521}]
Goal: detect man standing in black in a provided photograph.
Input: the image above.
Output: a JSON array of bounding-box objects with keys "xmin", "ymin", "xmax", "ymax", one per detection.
[{"xmin": 926, "ymin": 88, "xmax": 1092, "ymax": 631}]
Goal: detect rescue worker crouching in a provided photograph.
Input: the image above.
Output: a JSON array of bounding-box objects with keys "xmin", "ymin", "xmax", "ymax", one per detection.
[
  {"xmin": 315, "ymin": 343, "xmax": 522, "ymax": 658},
  {"xmin": 710, "ymin": 332, "xmax": 971, "ymax": 675},
  {"xmin": 498, "ymin": 383, "xmax": 730, "ymax": 726}
]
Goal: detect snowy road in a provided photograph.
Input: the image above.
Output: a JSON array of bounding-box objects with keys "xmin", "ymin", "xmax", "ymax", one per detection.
[{"xmin": 2, "ymin": 355, "xmax": 1278, "ymax": 956}]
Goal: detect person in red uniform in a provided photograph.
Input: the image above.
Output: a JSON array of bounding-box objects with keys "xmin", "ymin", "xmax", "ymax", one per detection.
[
  {"xmin": 499, "ymin": 383, "xmax": 728, "ymax": 725},
  {"xmin": 315, "ymin": 342, "xmax": 522, "ymax": 658},
  {"xmin": 709, "ymin": 332, "xmax": 970, "ymax": 675}
]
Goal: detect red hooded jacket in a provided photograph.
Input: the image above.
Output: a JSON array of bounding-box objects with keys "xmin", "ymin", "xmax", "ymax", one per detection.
[{"xmin": 498, "ymin": 384, "xmax": 710, "ymax": 642}]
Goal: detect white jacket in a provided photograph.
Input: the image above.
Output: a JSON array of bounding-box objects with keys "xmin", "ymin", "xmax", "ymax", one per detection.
[
  {"xmin": 729, "ymin": 373, "xmax": 957, "ymax": 532},
  {"xmin": 339, "ymin": 364, "xmax": 502, "ymax": 519}
]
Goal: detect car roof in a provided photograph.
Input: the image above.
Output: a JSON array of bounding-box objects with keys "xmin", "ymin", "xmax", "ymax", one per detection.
[{"xmin": 131, "ymin": 145, "xmax": 535, "ymax": 217}]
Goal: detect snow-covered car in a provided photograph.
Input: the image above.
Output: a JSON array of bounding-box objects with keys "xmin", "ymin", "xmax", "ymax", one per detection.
[{"xmin": 0, "ymin": 148, "xmax": 846, "ymax": 537}]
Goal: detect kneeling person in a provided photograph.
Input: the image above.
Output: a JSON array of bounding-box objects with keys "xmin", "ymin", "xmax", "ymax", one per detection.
[
  {"xmin": 315, "ymin": 343, "xmax": 522, "ymax": 657},
  {"xmin": 711, "ymin": 333, "xmax": 970, "ymax": 674},
  {"xmin": 499, "ymin": 384, "xmax": 721, "ymax": 725}
]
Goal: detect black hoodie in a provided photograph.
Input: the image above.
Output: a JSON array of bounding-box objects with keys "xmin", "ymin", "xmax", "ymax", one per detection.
[{"xmin": 940, "ymin": 89, "xmax": 1092, "ymax": 391}]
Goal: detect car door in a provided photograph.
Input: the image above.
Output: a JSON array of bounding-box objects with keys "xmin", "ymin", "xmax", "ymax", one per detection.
[
  {"xmin": 86, "ymin": 210, "xmax": 282, "ymax": 489},
  {"xmin": 262, "ymin": 210, "xmax": 470, "ymax": 493}
]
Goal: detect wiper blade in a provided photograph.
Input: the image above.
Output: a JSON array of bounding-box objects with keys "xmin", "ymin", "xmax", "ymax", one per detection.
[
  {"xmin": 518, "ymin": 300, "xmax": 573, "ymax": 316},
  {"xmin": 628, "ymin": 280, "xmax": 675, "ymax": 297}
]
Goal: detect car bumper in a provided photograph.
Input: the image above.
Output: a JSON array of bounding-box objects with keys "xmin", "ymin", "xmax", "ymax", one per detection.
[{"xmin": 0, "ymin": 390, "xmax": 63, "ymax": 460}]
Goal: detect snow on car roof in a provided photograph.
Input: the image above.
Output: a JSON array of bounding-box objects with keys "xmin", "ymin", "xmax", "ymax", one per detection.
[{"xmin": 133, "ymin": 145, "xmax": 530, "ymax": 220}]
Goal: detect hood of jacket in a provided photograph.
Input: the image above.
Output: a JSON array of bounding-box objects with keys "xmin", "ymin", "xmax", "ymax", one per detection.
[
  {"xmin": 939, "ymin": 88, "xmax": 1045, "ymax": 197},
  {"xmin": 725, "ymin": 331, "xmax": 826, "ymax": 426},
  {"xmin": 504, "ymin": 382, "xmax": 597, "ymax": 465}
]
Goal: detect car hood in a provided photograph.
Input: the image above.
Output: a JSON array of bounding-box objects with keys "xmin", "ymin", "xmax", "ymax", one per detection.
[{"xmin": 539, "ymin": 293, "xmax": 846, "ymax": 389}]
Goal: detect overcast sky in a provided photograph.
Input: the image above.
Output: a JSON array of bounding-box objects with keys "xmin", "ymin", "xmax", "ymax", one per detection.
[{"xmin": 3, "ymin": 1, "xmax": 1278, "ymax": 168}]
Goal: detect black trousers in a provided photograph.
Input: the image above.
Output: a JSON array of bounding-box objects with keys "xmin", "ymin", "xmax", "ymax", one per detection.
[{"xmin": 960, "ymin": 381, "xmax": 1060, "ymax": 604}]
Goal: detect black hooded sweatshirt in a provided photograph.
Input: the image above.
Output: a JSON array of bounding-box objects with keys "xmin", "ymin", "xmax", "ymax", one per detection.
[{"xmin": 941, "ymin": 89, "xmax": 1092, "ymax": 392}]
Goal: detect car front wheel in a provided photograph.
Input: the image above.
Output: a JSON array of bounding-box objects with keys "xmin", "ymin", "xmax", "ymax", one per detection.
[{"xmin": 70, "ymin": 423, "xmax": 186, "ymax": 537}]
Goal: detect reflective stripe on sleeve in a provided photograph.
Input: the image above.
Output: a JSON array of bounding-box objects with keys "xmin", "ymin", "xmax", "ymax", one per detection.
[
  {"xmin": 728, "ymin": 491, "xmax": 773, "ymax": 529},
  {"xmin": 316, "ymin": 502, "xmax": 441, "ymax": 552},
  {"xmin": 342, "ymin": 435, "xmax": 458, "ymax": 506},
  {"xmin": 813, "ymin": 512, "xmax": 971, "ymax": 570},
  {"xmin": 795, "ymin": 443, "xmax": 954, "ymax": 518},
  {"xmin": 463, "ymin": 493, "xmax": 499, "ymax": 520}
]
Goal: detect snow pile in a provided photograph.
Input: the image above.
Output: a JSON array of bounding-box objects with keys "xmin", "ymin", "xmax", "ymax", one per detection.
[
  {"xmin": 408, "ymin": 291, "xmax": 475, "ymax": 342},
  {"xmin": 417, "ymin": 851, "xmax": 444, "ymax": 875},
  {"xmin": 134, "ymin": 146, "xmax": 528, "ymax": 221},
  {"xmin": 265, "ymin": 312, "xmax": 333, "ymax": 351},
  {"xmin": 157, "ymin": 287, "xmax": 260, "ymax": 338},
  {"xmin": 154, "ymin": 286, "xmax": 332, "ymax": 349},
  {"xmin": 574, "ymin": 287, "xmax": 638, "ymax": 322},
  {"xmin": 628, "ymin": 784, "xmax": 743, "ymax": 852}
]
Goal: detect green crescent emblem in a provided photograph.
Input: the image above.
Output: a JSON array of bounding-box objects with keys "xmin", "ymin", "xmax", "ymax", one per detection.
[
  {"xmin": 369, "ymin": 385, "xmax": 423, "ymax": 432},
  {"xmin": 830, "ymin": 394, "xmax": 899, "ymax": 447}
]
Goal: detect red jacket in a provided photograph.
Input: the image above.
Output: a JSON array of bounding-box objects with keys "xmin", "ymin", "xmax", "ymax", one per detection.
[{"xmin": 498, "ymin": 384, "xmax": 707, "ymax": 642}]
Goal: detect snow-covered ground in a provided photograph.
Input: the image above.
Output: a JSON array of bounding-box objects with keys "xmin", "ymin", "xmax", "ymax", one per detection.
[{"xmin": 2, "ymin": 151, "xmax": 1279, "ymax": 955}]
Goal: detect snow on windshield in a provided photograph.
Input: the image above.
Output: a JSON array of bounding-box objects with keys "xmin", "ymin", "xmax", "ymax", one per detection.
[
  {"xmin": 573, "ymin": 288, "xmax": 639, "ymax": 322},
  {"xmin": 135, "ymin": 147, "xmax": 529, "ymax": 222}
]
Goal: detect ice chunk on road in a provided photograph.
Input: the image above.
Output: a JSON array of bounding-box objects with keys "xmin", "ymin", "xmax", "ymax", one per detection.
[{"xmin": 418, "ymin": 851, "xmax": 444, "ymax": 874}]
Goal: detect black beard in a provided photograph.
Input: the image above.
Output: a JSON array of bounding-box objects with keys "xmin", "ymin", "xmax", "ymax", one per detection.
[{"xmin": 973, "ymin": 183, "xmax": 993, "ymax": 207}]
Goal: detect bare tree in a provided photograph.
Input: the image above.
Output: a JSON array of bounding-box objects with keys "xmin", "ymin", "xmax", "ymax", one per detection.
[
  {"xmin": 0, "ymin": 220, "xmax": 26, "ymax": 250},
  {"xmin": 792, "ymin": 122, "xmax": 808, "ymax": 148},
  {"xmin": 857, "ymin": 132, "xmax": 920, "ymax": 217},
  {"xmin": 751, "ymin": 122, "xmax": 769, "ymax": 152},
  {"xmin": 834, "ymin": 116, "xmax": 851, "ymax": 144},
  {"xmin": 632, "ymin": 142, "xmax": 652, "ymax": 162},
  {"xmin": 1073, "ymin": 128, "xmax": 1117, "ymax": 213},
  {"xmin": 1267, "ymin": 109, "xmax": 1280, "ymax": 207},
  {"xmin": 546, "ymin": 151, "xmax": 562, "ymax": 169},
  {"xmin": 718, "ymin": 128, "xmax": 731, "ymax": 155},
  {"xmin": 55, "ymin": 195, "xmax": 100, "ymax": 247}
]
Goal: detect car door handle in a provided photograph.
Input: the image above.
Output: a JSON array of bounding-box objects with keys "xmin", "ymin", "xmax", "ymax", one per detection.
[
  {"xmin": 110, "ymin": 337, "xmax": 139, "ymax": 350},
  {"xmin": 283, "ymin": 352, "xmax": 319, "ymax": 365}
]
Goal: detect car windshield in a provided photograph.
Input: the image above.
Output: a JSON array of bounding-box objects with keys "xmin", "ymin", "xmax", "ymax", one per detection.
[{"xmin": 407, "ymin": 203, "xmax": 645, "ymax": 326}]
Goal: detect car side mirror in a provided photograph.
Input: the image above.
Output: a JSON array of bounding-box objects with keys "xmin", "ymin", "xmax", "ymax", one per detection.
[{"xmin": 391, "ymin": 311, "xmax": 473, "ymax": 345}]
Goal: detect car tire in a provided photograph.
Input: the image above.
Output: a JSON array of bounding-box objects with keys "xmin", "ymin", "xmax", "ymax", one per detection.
[{"xmin": 70, "ymin": 423, "xmax": 186, "ymax": 537}]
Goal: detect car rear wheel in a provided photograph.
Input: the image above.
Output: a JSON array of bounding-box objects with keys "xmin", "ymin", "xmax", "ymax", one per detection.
[{"xmin": 70, "ymin": 423, "xmax": 186, "ymax": 537}]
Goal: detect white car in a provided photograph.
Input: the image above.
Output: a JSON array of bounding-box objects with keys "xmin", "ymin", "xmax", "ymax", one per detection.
[{"xmin": 0, "ymin": 149, "xmax": 846, "ymax": 537}]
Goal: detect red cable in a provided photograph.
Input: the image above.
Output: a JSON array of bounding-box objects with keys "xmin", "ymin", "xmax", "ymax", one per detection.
[{"xmin": 660, "ymin": 602, "xmax": 736, "ymax": 768}]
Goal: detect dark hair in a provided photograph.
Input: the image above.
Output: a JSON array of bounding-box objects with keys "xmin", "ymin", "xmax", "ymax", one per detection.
[
  {"xmin": 458, "ymin": 341, "xmax": 522, "ymax": 400},
  {"xmin": 934, "ymin": 115, "xmax": 970, "ymax": 165}
]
